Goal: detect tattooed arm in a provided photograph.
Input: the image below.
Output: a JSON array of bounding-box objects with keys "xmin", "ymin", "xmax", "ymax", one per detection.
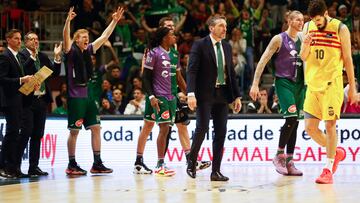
[
  {"xmin": 300, "ymin": 22, "xmax": 312, "ymax": 61},
  {"xmin": 249, "ymin": 34, "xmax": 281, "ymax": 101}
]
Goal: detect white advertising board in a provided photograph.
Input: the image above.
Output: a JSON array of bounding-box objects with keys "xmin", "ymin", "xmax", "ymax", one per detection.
[{"xmin": 0, "ymin": 117, "xmax": 359, "ymax": 170}]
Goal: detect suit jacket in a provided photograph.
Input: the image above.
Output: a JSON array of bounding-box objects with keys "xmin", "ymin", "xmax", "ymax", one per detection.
[
  {"xmin": 0, "ymin": 48, "xmax": 26, "ymax": 107},
  {"xmin": 19, "ymin": 49, "xmax": 61, "ymax": 106},
  {"xmin": 187, "ymin": 35, "xmax": 241, "ymax": 103}
]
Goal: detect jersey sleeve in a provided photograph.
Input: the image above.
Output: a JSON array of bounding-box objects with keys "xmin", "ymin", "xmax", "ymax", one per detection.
[
  {"xmin": 144, "ymin": 49, "xmax": 156, "ymax": 70},
  {"xmin": 87, "ymin": 43, "xmax": 95, "ymax": 55}
]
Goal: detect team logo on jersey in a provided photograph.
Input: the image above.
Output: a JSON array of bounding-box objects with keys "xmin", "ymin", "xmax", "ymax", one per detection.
[
  {"xmin": 288, "ymin": 42, "xmax": 294, "ymax": 49},
  {"xmin": 162, "ymin": 60, "xmax": 170, "ymax": 67},
  {"xmin": 290, "ymin": 50, "xmax": 298, "ymax": 57},
  {"xmin": 151, "ymin": 113, "xmax": 156, "ymax": 120},
  {"xmin": 325, "ymin": 33, "xmax": 333, "ymax": 38},
  {"xmin": 328, "ymin": 106, "xmax": 334, "ymax": 116},
  {"xmin": 161, "ymin": 70, "xmax": 169, "ymax": 78},
  {"xmin": 161, "ymin": 110, "xmax": 170, "ymax": 119},
  {"xmin": 75, "ymin": 119, "xmax": 84, "ymax": 127},
  {"xmin": 146, "ymin": 56, "xmax": 152, "ymax": 63},
  {"xmin": 288, "ymin": 105, "xmax": 297, "ymax": 113}
]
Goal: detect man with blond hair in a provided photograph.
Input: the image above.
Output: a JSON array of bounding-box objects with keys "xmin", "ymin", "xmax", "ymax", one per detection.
[{"xmin": 62, "ymin": 6, "xmax": 124, "ymax": 175}]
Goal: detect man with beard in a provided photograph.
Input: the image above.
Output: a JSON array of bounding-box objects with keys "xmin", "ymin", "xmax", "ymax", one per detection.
[{"xmin": 300, "ymin": 0, "xmax": 358, "ymax": 184}]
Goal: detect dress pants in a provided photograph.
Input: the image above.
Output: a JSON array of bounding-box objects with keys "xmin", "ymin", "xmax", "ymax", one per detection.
[
  {"xmin": 0, "ymin": 107, "xmax": 22, "ymax": 173},
  {"xmin": 188, "ymin": 86, "xmax": 229, "ymax": 172},
  {"xmin": 18, "ymin": 96, "xmax": 47, "ymax": 170}
]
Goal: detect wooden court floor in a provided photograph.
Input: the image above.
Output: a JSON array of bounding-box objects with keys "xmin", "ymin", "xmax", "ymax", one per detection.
[{"xmin": 0, "ymin": 164, "xmax": 359, "ymax": 203}]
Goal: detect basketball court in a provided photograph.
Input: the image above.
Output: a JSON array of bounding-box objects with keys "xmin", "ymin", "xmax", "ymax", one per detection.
[{"xmin": 0, "ymin": 164, "xmax": 359, "ymax": 203}]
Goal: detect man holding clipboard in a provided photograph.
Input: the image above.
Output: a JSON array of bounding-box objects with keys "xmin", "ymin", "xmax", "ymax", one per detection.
[{"xmin": 17, "ymin": 31, "xmax": 62, "ymax": 177}]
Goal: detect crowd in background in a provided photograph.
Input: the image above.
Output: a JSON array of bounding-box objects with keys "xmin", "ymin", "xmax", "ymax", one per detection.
[{"xmin": 0, "ymin": 0, "xmax": 359, "ymax": 115}]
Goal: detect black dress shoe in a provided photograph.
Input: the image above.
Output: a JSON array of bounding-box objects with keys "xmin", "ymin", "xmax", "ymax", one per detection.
[
  {"xmin": 210, "ymin": 171, "xmax": 229, "ymax": 181},
  {"xmin": 0, "ymin": 169, "xmax": 9, "ymax": 178},
  {"xmin": 14, "ymin": 169, "xmax": 29, "ymax": 178},
  {"xmin": 186, "ymin": 160, "xmax": 196, "ymax": 179},
  {"xmin": 28, "ymin": 167, "xmax": 49, "ymax": 177}
]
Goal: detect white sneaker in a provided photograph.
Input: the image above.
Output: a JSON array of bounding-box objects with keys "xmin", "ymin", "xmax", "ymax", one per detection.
[
  {"xmin": 133, "ymin": 162, "xmax": 153, "ymax": 174},
  {"xmin": 154, "ymin": 163, "xmax": 176, "ymax": 177}
]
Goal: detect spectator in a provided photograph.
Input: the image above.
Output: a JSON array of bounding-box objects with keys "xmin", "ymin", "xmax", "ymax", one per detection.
[
  {"xmin": 224, "ymin": 0, "xmax": 241, "ymax": 24},
  {"xmin": 229, "ymin": 28, "xmax": 247, "ymax": 90},
  {"xmin": 112, "ymin": 4, "xmax": 136, "ymax": 59},
  {"xmin": 191, "ymin": 2, "xmax": 210, "ymax": 30},
  {"xmin": 107, "ymin": 66, "xmax": 126, "ymax": 92},
  {"xmin": 132, "ymin": 28, "xmax": 147, "ymax": 62},
  {"xmin": 99, "ymin": 97, "xmax": 116, "ymax": 115},
  {"xmin": 247, "ymin": 87, "xmax": 274, "ymax": 113},
  {"xmin": 237, "ymin": 9, "xmax": 255, "ymax": 92},
  {"xmin": 328, "ymin": 5, "xmax": 337, "ymax": 18},
  {"xmin": 124, "ymin": 88, "xmax": 145, "ymax": 115},
  {"xmin": 111, "ymin": 88, "xmax": 126, "ymax": 114},
  {"xmin": 232, "ymin": 49, "xmax": 246, "ymax": 95},
  {"xmin": 73, "ymin": 0, "xmax": 105, "ymax": 40},
  {"xmin": 1, "ymin": 0, "xmax": 30, "ymax": 32},
  {"xmin": 267, "ymin": 0, "xmax": 288, "ymax": 31},
  {"xmin": 229, "ymin": 28, "xmax": 247, "ymax": 57},
  {"xmin": 126, "ymin": 76, "xmax": 143, "ymax": 100},
  {"xmin": 100, "ymin": 79, "xmax": 113, "ymax": 101},
  {"xmin": 88, "ymin": 40, "xmax": 119, "ymax": 105},
  {"xmin": 337, "ymin": 4, "xmax": 352, "ymax": 31},
  {"xmin": 351, "ymin": 4, "xmax": 360, "ymax": 34},
  {"xmin": 55, "ymin": 82, "xmax": 67, "ymax": 107},
  {"xmin": 256, "ymin": 8, "xmax": 274, "ymax": 54},
  {"xmin": 178, "ymin": 32, "xmax": 194, "ymax": 58},
  {"xmin": 247, "ymin": 0, "xmax": 265, "ymax": 23},
  {"xmin": 52, "ymin": 93, "xmax": 68, "ymax": 115}
]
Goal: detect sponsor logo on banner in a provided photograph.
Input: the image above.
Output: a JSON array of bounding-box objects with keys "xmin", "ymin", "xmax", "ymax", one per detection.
[
  {"xmin": 1, "ymin": 117, "xmax": 359, "ymax": 170},
  {"xmin": 288, "ymin": 105, "xmax": 297, "ymax": 113},
  {"xmin": 161, "ymin": 111, "xmax": 170, "ymax": 119}
]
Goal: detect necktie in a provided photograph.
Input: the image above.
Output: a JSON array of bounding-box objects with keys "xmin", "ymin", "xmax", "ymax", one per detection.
[
  {"xmin": 15, "ymin": 54, "xmax": 25, "ymax": 76},
  {"xmin": 34, "ymin": 55, "xmax": 46, "ymax": 92},
  {"xmin": 215, "ymin": 42, "xmax": 225, "ymax": 85}
]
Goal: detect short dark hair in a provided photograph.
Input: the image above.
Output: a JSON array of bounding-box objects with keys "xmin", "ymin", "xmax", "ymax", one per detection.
[
  {"xmin": 206, "ymin": 15, "xmax": 226, "ymax": 27},
  {"xmin": 307, "ymin": 0, "xmax": 327, "ymax": 18},
  {"xmin": 111, "ymin": 66, "xmax": 121, "ymax": 71},
  {"xmin": 259, "ymin": 87, "xmax": 268, "ymax": 92},
  {"xmin": 133, "ymin": 87, "xmax": 143, "ymax": 93},
  {"xmin": 5, "ymin": 29, "xmax": 21, "ymax": 39},
  {"xmin": 159, "ymin": 16, "xmax": 173, "ymax": 27}
]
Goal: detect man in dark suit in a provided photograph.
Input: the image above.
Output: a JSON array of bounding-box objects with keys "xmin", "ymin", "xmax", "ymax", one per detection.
[
  {"xmin": 17, "ymin": 31, "xmax": 62, "ymax": 177},
  {"xmin": 186, "ymin": 15, "xmax": 242, "ymax": 181},
  {"xmin": 0, "ymin": 29, "xmax": 34, "ymax": 178}
]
